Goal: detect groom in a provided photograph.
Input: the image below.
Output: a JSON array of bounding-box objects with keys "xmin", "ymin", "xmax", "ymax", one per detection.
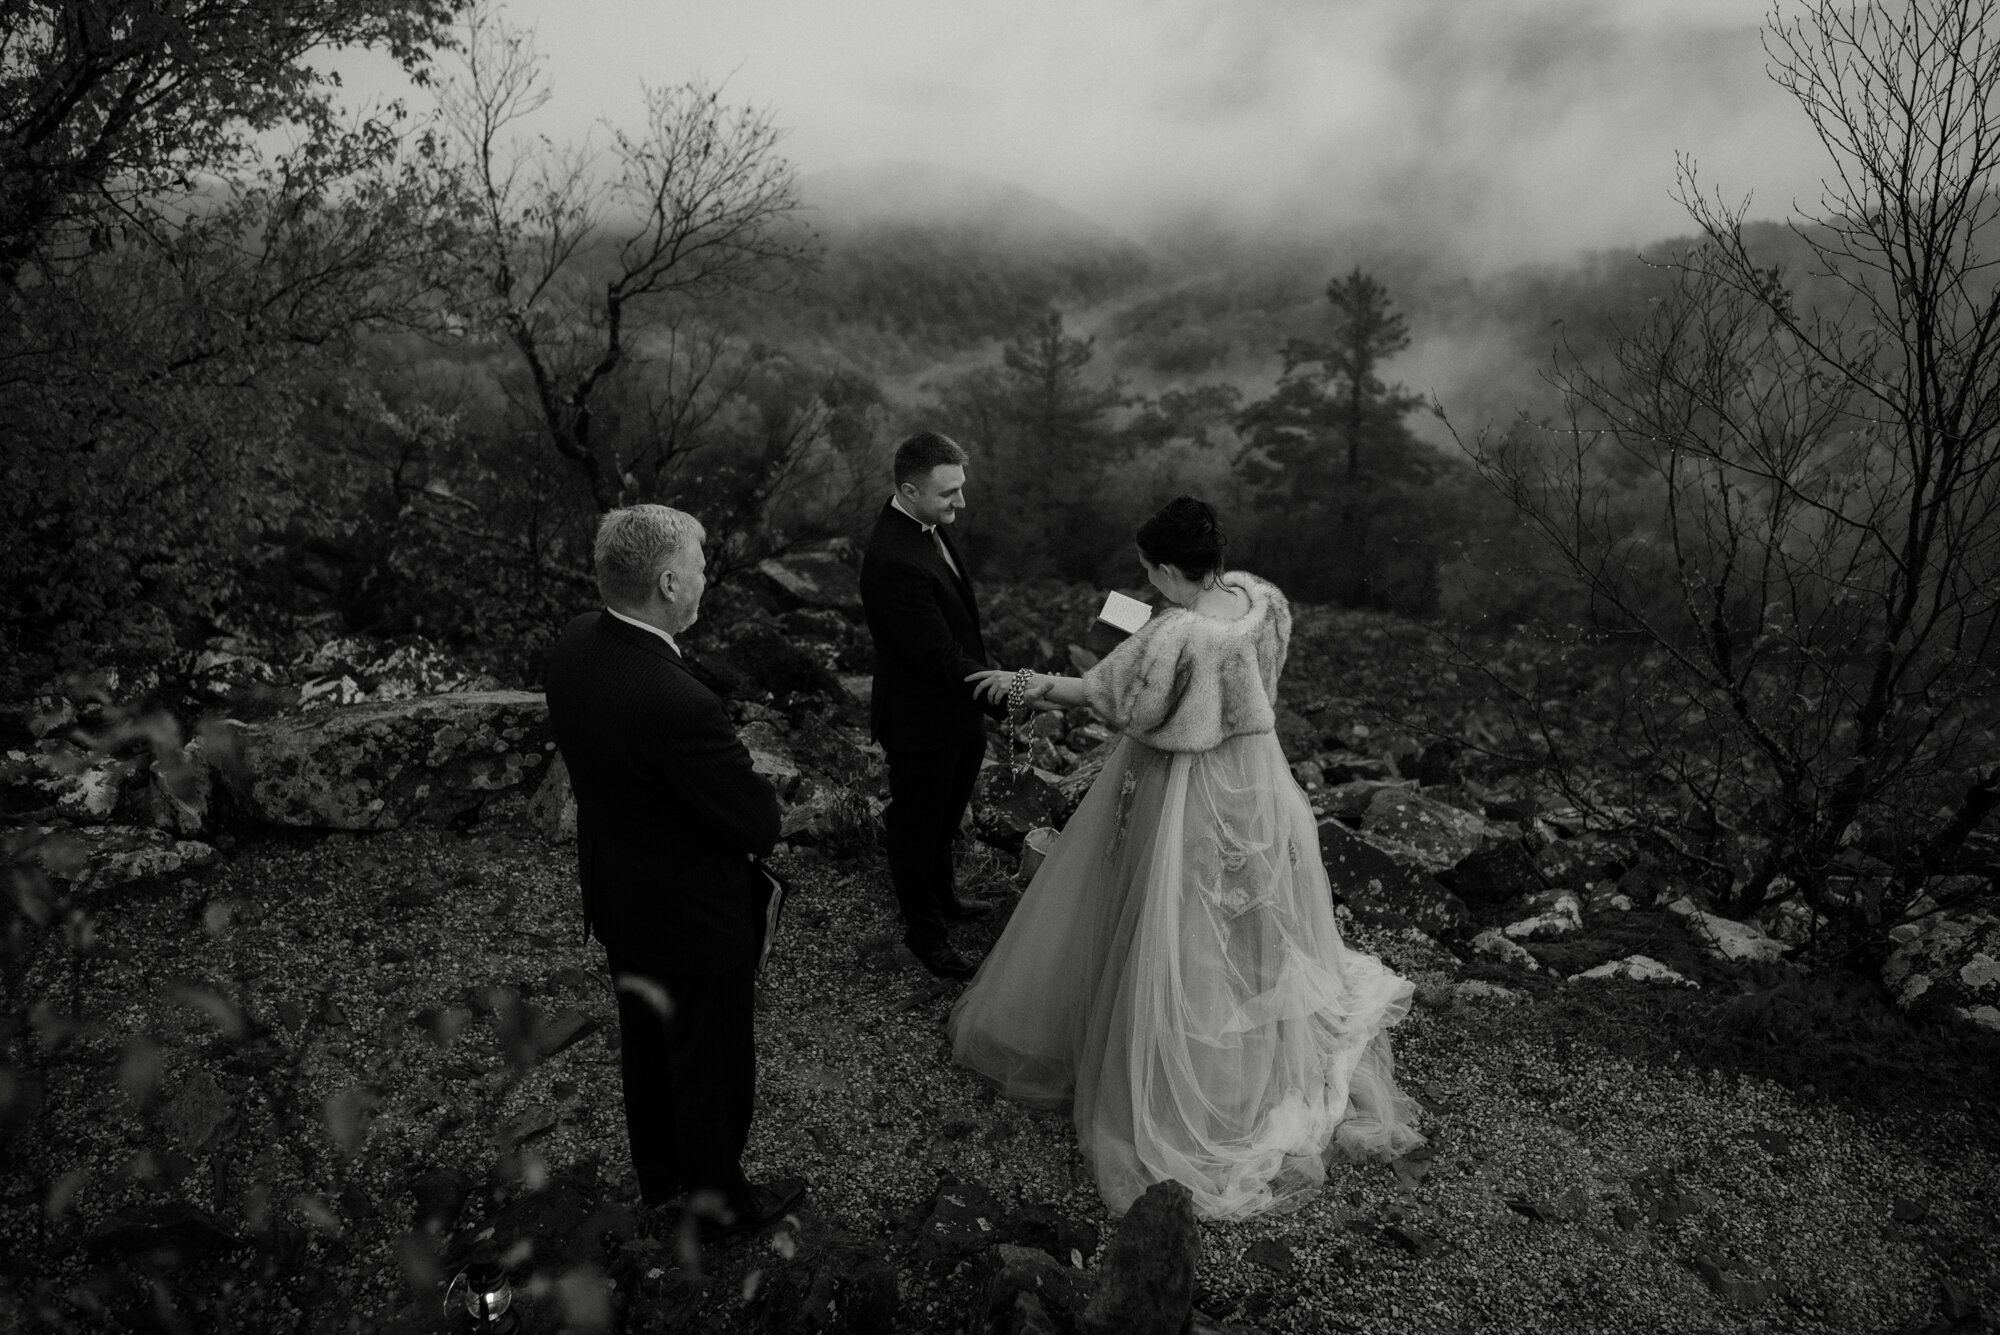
[
  {"xmin": 859, "ymin": 432, "xmax": 1007, "ymax": 980},
  {"xmin": 543, "ymin": 504, "xmax": 804, "ymax": 1238}
]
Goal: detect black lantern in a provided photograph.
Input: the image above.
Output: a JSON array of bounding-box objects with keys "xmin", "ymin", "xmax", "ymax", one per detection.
[{"xmin": 449, "ymin": 1246, "xmax": 522, "ymax": 1334}]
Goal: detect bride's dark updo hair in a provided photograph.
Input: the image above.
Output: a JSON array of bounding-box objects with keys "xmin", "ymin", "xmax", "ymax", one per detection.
[{"xmin": 1136, "ymin": 495, "xmax": 1225, "ymax": 579}]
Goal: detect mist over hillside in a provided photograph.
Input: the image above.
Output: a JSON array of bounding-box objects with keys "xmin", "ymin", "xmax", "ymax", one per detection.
[{"xmin": 742, "ymin": 161, "xmax": 1817, "ymax": 450}]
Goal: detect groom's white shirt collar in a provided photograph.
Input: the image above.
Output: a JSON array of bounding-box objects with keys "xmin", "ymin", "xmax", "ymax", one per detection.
[
  {"xmin": 890, "ymin": 493, "xmax": 938, "ymax": 533},
  {"xmin": 605, "ymin": 606, "xmax": 681, "ymax": 656}
]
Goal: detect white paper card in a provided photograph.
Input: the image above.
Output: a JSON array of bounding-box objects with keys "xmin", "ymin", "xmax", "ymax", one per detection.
[{"xmin": 1097, "ymin": 590, "xmax": 1153, "ymax": 635}]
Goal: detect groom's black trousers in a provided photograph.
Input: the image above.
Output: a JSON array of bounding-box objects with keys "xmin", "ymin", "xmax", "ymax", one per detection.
[
  {"xmin": 605, "ymin": 952, "xmax": 757, "ymax": 1214},
  {"xmin": 883, "ymin": 731, "xmax": 986, "ymax": 952}
]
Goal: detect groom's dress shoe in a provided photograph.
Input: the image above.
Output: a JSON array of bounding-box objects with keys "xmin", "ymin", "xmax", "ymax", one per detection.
[
  {"xmin": 943, "ymin": 895, "xmax": 996, "ymax": 921},
  {"xmin": 912, "ymin": 943, "xmax": 979, "ymax": 979},
  {"xmin": 713, "ymin": 1177, "xmax": 808, "ymax": 1243}
]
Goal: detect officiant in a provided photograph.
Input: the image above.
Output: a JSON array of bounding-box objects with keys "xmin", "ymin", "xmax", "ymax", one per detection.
[{"xmin": 543, "ymin": 504, "xmax": 805, "ymax": 1240}]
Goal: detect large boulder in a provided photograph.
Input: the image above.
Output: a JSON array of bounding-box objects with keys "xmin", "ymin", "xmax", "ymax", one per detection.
[
  {"xmin": 220, "ymin": 691, "xmax": 552, "ymax": 830},
  {"xmin": 1080, "ymin": 1180, "xmax": 1200, "ymax": 1335},
  {"xmin": 1882, "ymin": 909, "xmax": 2000, "ymax": 1032},
  {"xmin": 1360, "ymin": 788, "xmax": 1495, "ymax": 872},
  {"xmin": 1319, "ymin": 819, "xmax": 1473, "ymax": 940},
  {"xmin": 751, "ymin": 545, "xmax": 863, "ymax": 617}
]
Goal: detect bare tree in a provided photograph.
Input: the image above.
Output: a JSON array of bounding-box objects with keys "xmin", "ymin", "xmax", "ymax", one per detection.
[
  {"xmin": 437, "ymin": 1, "xmax": 817, "ymax": 514},
  {"xmin": 1472, "ymin": 0, "xmax": 2000, "ymax": 960}
]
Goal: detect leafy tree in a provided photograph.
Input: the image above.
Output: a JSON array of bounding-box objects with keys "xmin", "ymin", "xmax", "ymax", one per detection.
[
  {"xmin": 0, "ymin": 0, "xmax": 458, "ymax": 286},
  {"xmin": 0, "ymin": 1, "xmax": 468, "ymax": 686},
  {"xmin": 1237, "ymin": 269, "xmax": 1438, "ymax": 606},
  {"xmin": 1469, "ymin": 0, "xmax": 2000, "ymax": 964}
]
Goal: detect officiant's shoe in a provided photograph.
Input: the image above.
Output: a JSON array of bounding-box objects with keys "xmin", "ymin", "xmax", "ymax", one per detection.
[
  {"xmin": 943, "ymin": 895, "xmax": 996, "ymax": 921},
  {"xmin": 712, "ymin": 1177, "xmax": 808, "ymax": 1244},
  {"xmin": 912, "ymin": 942, "xmax": 979, "ymax": 979}
]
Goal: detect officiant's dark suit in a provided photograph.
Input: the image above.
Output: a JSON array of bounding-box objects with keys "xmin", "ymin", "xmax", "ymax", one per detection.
[
  {"xmin": 544, "ymin": 506, "xmax": 798, "ymax": 1229},
  {"xmin": 859, "ymin": 432, "xmax": 1005, "ymax": 978}
]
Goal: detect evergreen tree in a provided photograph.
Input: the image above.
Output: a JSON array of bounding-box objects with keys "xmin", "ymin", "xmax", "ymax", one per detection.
[{"xmin": 1237, "ymin": 268, "xmax": 1434, "ymax": 605}]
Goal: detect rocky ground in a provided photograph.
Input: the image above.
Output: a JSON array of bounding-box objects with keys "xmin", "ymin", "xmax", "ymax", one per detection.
[
  {"xmin": 4, "ymin": 559, "xmax": 1997, "ymax": 1332},
  {"xmin": 2, "ymin": 815, "xmax": 1996, "ymax": 1334}
]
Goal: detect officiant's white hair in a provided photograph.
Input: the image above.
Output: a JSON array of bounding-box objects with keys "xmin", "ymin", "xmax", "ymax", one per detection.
[{"xmin": 594, "ymin": 504, "xmax": 705, "ymax": 609}]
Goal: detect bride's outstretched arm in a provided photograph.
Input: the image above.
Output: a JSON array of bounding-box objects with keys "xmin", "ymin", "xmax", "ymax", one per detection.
[{"xmin": 965, "ymin": 669, "xmax": 1089, "ymax": 710}]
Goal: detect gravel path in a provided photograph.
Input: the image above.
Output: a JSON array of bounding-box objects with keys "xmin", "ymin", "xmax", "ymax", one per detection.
[{"xmin": 4, "ymin": 822, "xmax": 1995, "ymax": 1333}]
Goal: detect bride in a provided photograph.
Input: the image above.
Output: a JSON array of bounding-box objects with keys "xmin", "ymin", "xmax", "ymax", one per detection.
[{"xmin": 955, "ymin": 496, "xmax": 1423, "ymax": 1220}]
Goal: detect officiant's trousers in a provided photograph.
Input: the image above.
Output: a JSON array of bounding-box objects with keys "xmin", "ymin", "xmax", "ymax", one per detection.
[
  {"xmin": 605, "ymin": 953, "xmax": 757, "ymax": 1213},
  {"xmin": 884, "ymin": 731, "xmax": 986, "ymax": 951}
]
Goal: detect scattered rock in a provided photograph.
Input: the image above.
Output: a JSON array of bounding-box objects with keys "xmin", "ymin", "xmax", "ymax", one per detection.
[
  {"xmin": 161, "ymin": 1070, "xmax": 234, "ymax": 1154},
  {"xmin": 1243, "ymin": 1238, "xmax": 1293, "ymax": 1275},
  {"xmin": 1451, "ymin": 979, "xmax": 1524, "ymax": 1003},
  {"xmin": 1320, "ymin": 820, "xmax": 1473, "ymax": 940},
  {"xmin": 1318, "ymin": 778, "xmax": 1407, "ymax": 822},
  {"xmin": 1080, "ymin": 1180, "xmax": 1200, "ymax": 1335},
  {"xmin": 1882, "ymin": 909, "xmax": 2000, "ymax": 1031},
  {"xmin": 1572, "ymin": 955, "xmax": 1699, "ymax": 989},
  {"xmin": 1665, "ymin": 898, "xmax": 1790, "ymax": 964},
  {"xmin": 293, "ymin": 637, "xmax": 498, "ymax": 709},
  {"xmin": 968, "ymin": 1244, "xmax": 1094, "ymax": 1335},
  {"xmin": 1536, "ymin": 832, "xmax": 1629, "ymax": 890},
  {"xmin": 1381, "ymin": 1222, "xmax": 1439, "ymax": 1257},
  {"xmin": 1501, "ymin": 891, "xmax": 1584, "ymax": 941},
  {"xmin": 1319, "ymin": 753, "xmax": 1396, "ymax": 785},
  {"xmin": 974, "ymin": 769, "xmax": 1071, "ymax": 852},
  {"xmin": 1447, "ymin": 840, "xmax": 1548, "ymax": 904},
  {"xmin": 716, "ymin": 620, "xmax": 850, "ymax": 702},
  {"xmin": 32, "ymin": 825, "xmax": 218, "ymax": 892},
  {"xmin": 1470, "ymin": 928, "xmax": 1541, "ymax": 973},
  {"xmin": 1693, "ymin": 1253, "xmax": 1771, "ymax": 1311},
  {"xmin": 740, "ymin": 720, "xmax": 802, "ymax": 799},
  {"xmin": 917, "ymin": 1178, "xmax": 1008, "ymax": 1267}
]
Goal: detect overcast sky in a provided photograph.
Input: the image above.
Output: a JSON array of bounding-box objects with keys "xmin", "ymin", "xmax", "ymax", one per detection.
[{"xmin": 333, "ymin": 0, "xmax": 1826, "ymax": 269}]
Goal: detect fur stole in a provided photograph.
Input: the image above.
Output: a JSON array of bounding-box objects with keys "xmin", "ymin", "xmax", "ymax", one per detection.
[{"xmin": 1081, "ymin": 572, "xmax": 1291, "ymax": 753}]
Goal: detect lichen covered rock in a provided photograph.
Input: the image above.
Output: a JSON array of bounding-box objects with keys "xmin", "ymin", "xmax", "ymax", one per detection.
[
  {"xmin": 1883, "ymin": 910, "xmax": 2000, "ymax": 1032},
  {"xmin": 221, "ymin": 691, "xmax": 553, "ymax": 829}
]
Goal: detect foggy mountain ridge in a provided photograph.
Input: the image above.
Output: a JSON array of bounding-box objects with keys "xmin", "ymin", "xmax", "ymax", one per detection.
[{"xmin": 764, "ymin": 163, "xmax": 1837, "ymax": 441}]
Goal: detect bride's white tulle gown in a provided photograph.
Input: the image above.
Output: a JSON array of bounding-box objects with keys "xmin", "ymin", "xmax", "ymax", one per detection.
[{"xmin": 947, "ymin": 573, "xmax": 1424, "ymax": 1220}]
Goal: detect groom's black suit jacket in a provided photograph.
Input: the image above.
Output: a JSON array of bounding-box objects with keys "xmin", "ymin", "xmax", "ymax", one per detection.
[
  {"xmin": 543, "ymin": 611, "xmax": 780, "ymax": 976},
  {"xmin": 859, "ymin": 500, "xmax": 1003, "ymax": 751}
]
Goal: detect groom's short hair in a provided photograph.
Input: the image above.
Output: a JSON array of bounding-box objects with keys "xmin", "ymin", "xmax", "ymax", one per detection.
[
  {"xmin": 893, "ymin": 431, "xmax": 968, "ymax": 487},
  {"xmin": 594, "ymin": 505, "xmax": 705, "ymax": 610}
]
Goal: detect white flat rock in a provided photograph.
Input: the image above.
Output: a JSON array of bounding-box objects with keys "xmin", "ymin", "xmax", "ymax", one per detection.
[
  {"xmin": 1574, "ymin": 954, "xmax": 1700, "ymax": 988},
  {"xmin": 1667, "ymin": 897, "xmax": 1790, "ymax": 963}
]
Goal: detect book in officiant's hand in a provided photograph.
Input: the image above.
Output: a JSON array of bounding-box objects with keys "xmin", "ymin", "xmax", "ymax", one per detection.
[{"xmin": 1082, "ymin": 589, "xmax": 1155, "ymax": 657}]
